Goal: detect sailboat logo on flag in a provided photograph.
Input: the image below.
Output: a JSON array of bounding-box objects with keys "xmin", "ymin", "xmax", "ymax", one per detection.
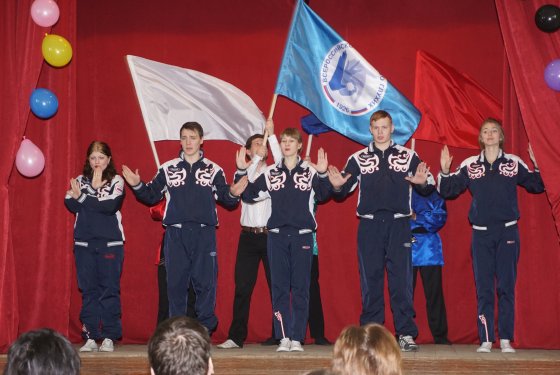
[{"xmin": 321, "ymin": 42, "xmax": 387, "ymax": 116}]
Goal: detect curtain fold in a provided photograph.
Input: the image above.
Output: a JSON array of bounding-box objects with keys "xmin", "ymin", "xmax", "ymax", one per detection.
[{"xmin": 495, "ymin": 0, "xmax": 560, "ymax": 238}]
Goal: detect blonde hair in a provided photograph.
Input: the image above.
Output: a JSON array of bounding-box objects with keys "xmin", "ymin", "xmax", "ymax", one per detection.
[
  {"xmin": 280, "ymin": 127, "xmax": 303, "ymax": 144},
  {"xmin": 332, "ymin": 324, "xmax": 403, "ymax": 375}
]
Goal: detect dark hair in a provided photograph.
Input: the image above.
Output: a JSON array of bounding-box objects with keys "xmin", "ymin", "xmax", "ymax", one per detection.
[
  {"xmin": 82, "ymin": 141, "xmax": 117, "ymax": 182},
  {"xmin": 148, "ymin": 317, "xmax": 211, "ymax": 375},
  {"xmin": 245, "ymin": 134, "xmax": 264, "ymax": 149},
  {"xmin": 478, "ymin": 117, "xmax": 504, "ymax": 150},
  {"xmin": 4, "ymin": 328, "xmax": 80, "ymax": 375},
  {"xmin": 180, "ymin": 122, "xmax": 204, "ymax": 138},
  {"xmin": 370, "ymin": 110, "xmax": 392, "ymax": 124}
]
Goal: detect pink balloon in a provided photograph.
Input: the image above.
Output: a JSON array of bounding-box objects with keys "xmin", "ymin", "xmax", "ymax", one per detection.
[
  {"xmin": 15, "ymin": 138, "xmax": 46, "ymax": 178},
  {"xmin": 30, "ymin": 0, "xmax": 60, "ymax": 28}
]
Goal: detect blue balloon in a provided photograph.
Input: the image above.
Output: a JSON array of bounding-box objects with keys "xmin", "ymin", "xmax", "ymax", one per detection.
[{"xmin": 29, "ymin": 88, "xmax": 59, "ymax": 119}]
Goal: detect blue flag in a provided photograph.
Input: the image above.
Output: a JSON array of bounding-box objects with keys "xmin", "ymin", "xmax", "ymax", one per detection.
[
  {"xmin": 275, "ymin": 0, "xmax": 420, "ymax": 146},
  {"xmin": 300, "ymin": 113, "xmax": 331, "ymax": 135}
]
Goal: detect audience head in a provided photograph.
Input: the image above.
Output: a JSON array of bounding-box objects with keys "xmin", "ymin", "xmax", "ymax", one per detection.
[
  {"xmin": 148, "ymin": 316, "xmax": 213, "ymax": 375},
  {"xmin": 4, "ymin": 328, "xmax": 80, "ymax": 375},
  {"xmin": 332, "ymin": 324, "xmax": 403, "ymax": 375}
]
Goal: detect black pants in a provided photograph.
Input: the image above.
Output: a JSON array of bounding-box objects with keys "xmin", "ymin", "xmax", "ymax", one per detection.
[
  {"xmin": 228, "ymin": 231, "xmax": 272, "ymax": 346},
  {"xmin": 308, "ymin": 254, "xmax": 325, "ymax": 339},
  {"xmin": 412, "ymin": 265, "xmax": 449, "ymax": 342}
]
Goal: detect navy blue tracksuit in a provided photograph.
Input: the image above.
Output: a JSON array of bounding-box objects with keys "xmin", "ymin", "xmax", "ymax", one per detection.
[
  {"xmin": 65, "ymin": 174, "xmax": 125, "ymax": 341},
  {"xmin": 335, "ymin": 141, "xmax": 435, "ymax": 337},
  {"xmin": 439, "ymin": 150, "xmax": 544, "ymax": 343},
  {"xmin": 131, "ymin": 151, "xmax": 239, "ymax": 331},
  {"xmin": 239, "ymin": 158, "xmax": 331, "ymax": 342}
]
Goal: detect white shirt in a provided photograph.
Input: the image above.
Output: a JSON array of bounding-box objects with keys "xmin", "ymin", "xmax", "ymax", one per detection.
[{"xmin": 239, "ymin": 134, "xmax": 281, "ymax": 227}]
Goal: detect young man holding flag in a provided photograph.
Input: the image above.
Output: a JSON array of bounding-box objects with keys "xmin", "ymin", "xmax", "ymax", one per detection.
[{"xmin": 328, "ymin": 110, "xmax": 434, "ymax": 352}]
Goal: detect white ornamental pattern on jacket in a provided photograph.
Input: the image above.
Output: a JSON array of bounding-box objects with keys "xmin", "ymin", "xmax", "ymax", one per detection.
[
  {"xmin": 388, "ymin": 151, "xmax": 412, "ymax": 172},
  {"xmin": 167, "ymin": 167, "xmax": 187, "ymax": 187},
  {"xmin": 357, "ymin": 153, "xmax": 379, "ymax": 174},
  {"xmin": 499, "ymin": 160, "xmax": 518, "ymax": 177},
  {"xmin": 467, "ymin": 163, "xmax": 485, "ymax": 179},
  {"xmin": 195, "ymin": 165, "xmax": 215, "ymax": 187},
  {"xmin": 294, "ymin": 169, "xmax": 312, "ymax": 191},
  {"xmin": 269, "ymin": 171, "xmax": 286, "ymax": 191}
]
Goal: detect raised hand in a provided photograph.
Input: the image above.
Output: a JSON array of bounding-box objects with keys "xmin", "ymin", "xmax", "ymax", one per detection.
[
  {"xmin": 230, "ymin": 175, "xmax": 248, "ymax": 197},
  {"xmin": 92, "ymin": 168, "xmax": 107, "ymax": 189},
  {"xmin": 528, "ymin": 143, "xmax": 538, "ymax": 169},
  {"xmin": 68, "ymin": 178, "xmax": 81, "ymax": 199},
  {"xmin": 236, "ymin": 147, "xmax": 250, "ymax": 170},
  {"xmin": 265, "ymin": 118, "xmax": 275, "ymax": 136},
  {"xmin": 327, "ymin": 165, "xmax": 351, "ymax": 190},
  {"xmin": 307, "ymin": 148, "xmax": 328, "ymax": 173},
  {"xmin": 440, "ymin": 145, "xmax": 453, "ymax": 174},
  {"xmin": 122, "ymin": 165, "xmax": 141, "ymax": 186},
  {"xmin": 405, "ymin": 162, "xmax": 430, "ymax": 185}
]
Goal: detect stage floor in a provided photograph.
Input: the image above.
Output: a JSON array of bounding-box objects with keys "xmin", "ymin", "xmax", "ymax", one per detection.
[{"xmin": 2, "ymin": 343, "xmax": 560, "ymax": 374}]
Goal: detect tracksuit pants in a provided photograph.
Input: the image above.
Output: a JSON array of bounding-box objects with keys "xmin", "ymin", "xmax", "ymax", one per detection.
[
  {"xmin": 472, "ymin": 224, "xmax": 520, "ymax": 343},
  {"xmin": 268, "ymin": 229, "xmax": 314, "ymax": 343},
  {"xmin": 357, "ymin": 214, "xmax": 418, "ymax": 337},
  {"xmin": 164, "ymin": 224, "xmax": 218, "ymax": 332},
  {"xmin": 74, "ymin": 240, "xmax": 124, "ymax": 341}
]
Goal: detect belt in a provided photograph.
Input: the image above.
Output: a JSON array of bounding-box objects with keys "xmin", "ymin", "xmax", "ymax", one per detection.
[
  {"xmin": 472, "ymin": 220, "xmax": 518, "ymax": 231},
  {"xmin": 241, "ymin": 226, "xmax": 268, "ymax": 234}
]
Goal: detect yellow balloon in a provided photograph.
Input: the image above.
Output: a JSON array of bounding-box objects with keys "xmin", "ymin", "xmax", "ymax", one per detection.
[{"xmin": 42, "ymin": 34, "xmax": 73, "ymax": 67}]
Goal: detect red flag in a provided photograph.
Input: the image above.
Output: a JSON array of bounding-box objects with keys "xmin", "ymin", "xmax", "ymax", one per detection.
[{"xmin": 413, "ymin": 51, "xmax": 502, "ymax": 149}]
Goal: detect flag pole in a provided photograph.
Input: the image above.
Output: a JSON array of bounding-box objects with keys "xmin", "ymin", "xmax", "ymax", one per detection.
[
  {"xmin": 126, "ymin": 55, "xmax": 161, "ymax": 168},
  {"xmin": 305, "ymin": 134, "xmax": 313, "ymax": 158},
  {"xmin": 263, "ymin": 94, "xmax": 279, "ymax": 146}
]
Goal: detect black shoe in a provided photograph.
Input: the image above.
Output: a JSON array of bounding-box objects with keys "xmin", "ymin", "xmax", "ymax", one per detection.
[
  {"xmin": 314, "ymin": 337, "xmax": 332, "ymax": 346},
  {"xmin": 260, "ymin": 337, "xmax": 280, "ymax": 346},
  {"xmin": 434, "ymin": 337, "xmax": 452, "ymax": 345}
]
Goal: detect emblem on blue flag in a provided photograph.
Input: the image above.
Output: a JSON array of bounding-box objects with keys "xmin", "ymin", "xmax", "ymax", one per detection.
[{"xmin": 275, "ymin": 0, "xmax": 420, "ymax": 146}]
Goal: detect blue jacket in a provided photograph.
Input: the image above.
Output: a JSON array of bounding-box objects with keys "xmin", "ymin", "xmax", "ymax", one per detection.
[
  {"xmin": 335, "ymin": 141, "xmax": 435, "ymax": 217},
  {"xmin": 411, "ymin": 190, "xmax": 447, "ymax": 266},
  {"xmin": 239, "ymin": 158, "xmax": 331, "ymax": 231},
  {"xmin": 65, "ymin": 174, "xmax": 125, "ymax": 242},
  {"xmin": 132, "ymin": 151, "xmax": 239, "ymax": 226},
  {"xmin": 438, "ymin": 150, "xmax": 544, "ymax": 226}
]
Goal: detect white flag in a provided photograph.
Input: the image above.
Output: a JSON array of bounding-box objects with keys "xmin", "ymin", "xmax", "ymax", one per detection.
[{"xmin": 127, "ymin": 55, "xmax": 265, "ymax": 146}]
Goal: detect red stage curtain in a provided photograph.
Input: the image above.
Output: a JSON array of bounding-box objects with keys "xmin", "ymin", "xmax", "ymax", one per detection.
[
  {"xmin": 1, "ymin": 0, "xmax": 78, "ymax": 353},
  {"xmin": 0, "ymin": 0, "xmax": 46, "ymax": 352},
  {"xmin": 496, "ymin": 0, "xmax": 560, "ymax": 237},
  {"xmin": 2, "ymin": 0, "xmax": 559, "ymax": 352}
]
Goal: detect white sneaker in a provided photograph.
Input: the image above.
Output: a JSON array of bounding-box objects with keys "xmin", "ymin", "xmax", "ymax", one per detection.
[
  {"xmin": 79, "ymin": 339, "xmax": 98, "ymax": 352},
  {"xmin": 290, "ymin": 340, "xmax": 304, "ymax": 352},
  {"xmin": 500, "ymin": 339, "xmax": 516, "ymax": 353},
  {"xmin": 477, "ymin": 341, "xmax": 492, "ymax": 353},
  {"xmin": 217, "ymin": 339, "xmax": 240, "ymax": 349},
  {"xmin": 99, "ymin": 338, "xmax": 114, "ymax": 352},
  {"xmin": 276, "ymin": 338, "xmax": 291, "ymax": 352}
]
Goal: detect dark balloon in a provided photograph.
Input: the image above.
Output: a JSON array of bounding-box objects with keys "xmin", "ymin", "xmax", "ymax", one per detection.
[{"xmin": 535, "ymin": 4, "xmax": 560, "ymax": 33}]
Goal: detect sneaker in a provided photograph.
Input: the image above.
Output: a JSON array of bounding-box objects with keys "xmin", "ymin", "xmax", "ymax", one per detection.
[
  {"xmin": 99, "ymin": 338, "xmax": 114, "ymax": 352},
  {"xmin": 276, "ymin": 338, "xmax": 291, "ymax": 352},
  {"xmin": 398, "ymin": 335, "xmax": 419, "ymax": 352},
  {"xmin": 477, "ymin": 341, "xmax": 492, "ymax": 353},
  {"xmin": 290, "ymin": 340, "xmax": 304, "ymax": 352},
  {"xmin": 79, "ymin": 339, "xmax": 98, "ymax": 352},
  {"xmin": 500, "ymin": 339, "xmax": 516, "ymax": 353},
  {"xmin": 217, "ymin": 339, "xmax": 241, "ymax": 349}
]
